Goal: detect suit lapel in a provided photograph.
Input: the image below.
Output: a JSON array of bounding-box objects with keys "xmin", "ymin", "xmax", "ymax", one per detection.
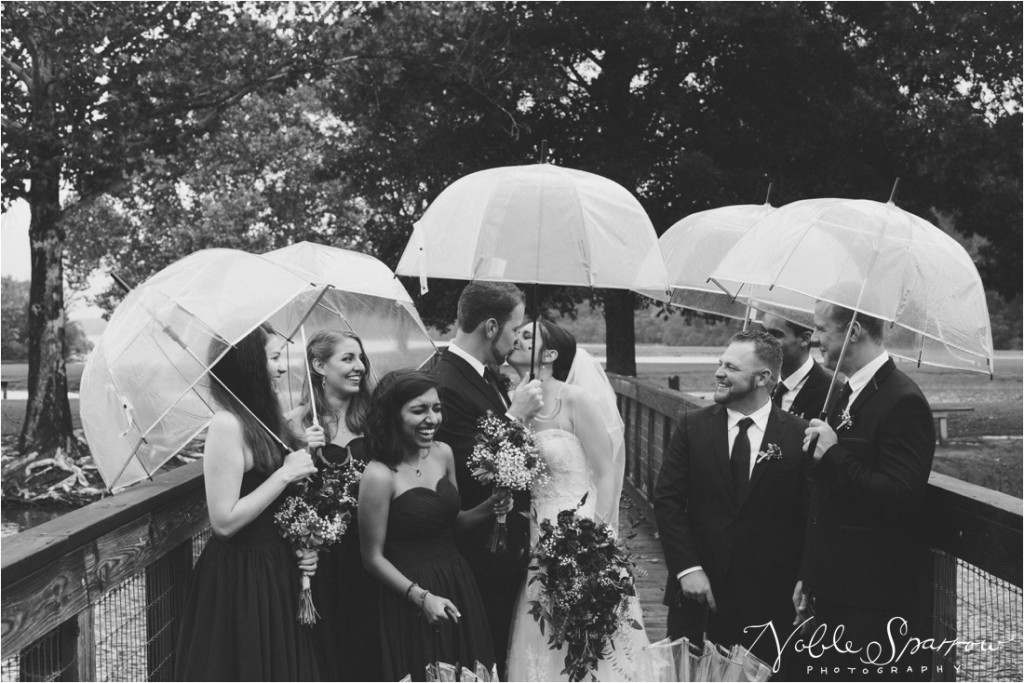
[
  {"xmin": 443, "ymin": 350, "xmax": 508, "ymax": 415},
  {"xmin": 708, "ymin": 405, "xmax": 736, "ymax": 505},
  {"xmin": 849, "ymin": 358, "xmax": 895, "ymax": 415},
  {"xmin": 742, "ymin": 407, "xmax": 783, "ymax": 509}
]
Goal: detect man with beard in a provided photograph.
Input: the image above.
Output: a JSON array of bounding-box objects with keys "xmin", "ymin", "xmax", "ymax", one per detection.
[
  {"xmin": 430, "ymin": 281, "xmax": 543, "ymax": 675},
  {"xmin": 655, "ymin": 330, "xmax": 811, "ymax": 670},
  {"xmin": 760, "ymin": 313, "xmax": 831, "ymax": 421},
  {"xmin": 797, "ymin": 294, "xmax": 935, "ymax": 681}
]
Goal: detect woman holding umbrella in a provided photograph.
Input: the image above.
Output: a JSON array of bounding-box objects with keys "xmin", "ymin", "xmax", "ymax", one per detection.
[
  {"xmin": 175, "ymin": 323, "xmax": 325, "ymax": 681},
  {"xmin": 289, "ymin": 330, "xmax": 383, "ymax": 681}
]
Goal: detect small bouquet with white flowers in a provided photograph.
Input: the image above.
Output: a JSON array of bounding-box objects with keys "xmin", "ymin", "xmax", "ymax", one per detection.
[
  {"xmin": 275, "ymin": 456, "xmax": 364, "ymax": 624},
  {"xmin": 468, "ymin": 411, "xmax": 548, "ymax": 553}
]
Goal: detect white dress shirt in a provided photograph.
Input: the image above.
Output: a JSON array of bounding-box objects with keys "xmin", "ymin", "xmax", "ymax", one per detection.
[
  {"xmin": 778, "ymin": 356, "xmax": 814, "ymax": 413},
  {"xmin": 844, "ymin": 350, "xmax": 890, "ymax": 409}
]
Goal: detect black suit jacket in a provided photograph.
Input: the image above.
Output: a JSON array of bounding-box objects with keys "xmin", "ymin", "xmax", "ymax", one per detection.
[
  {"xmin": 429, "ymin": 348, "xmax": 510, "ymax": 509},
  {"xmin": 428, "ymin": 347, "xmax": 528, "ymax": 671},
  {"xmin": 655, "ymin": 402, "xmax": 811, "ymax": 645},
  {"xmin": 787, "ymin": 359, "xmax": 831, "ymax": 421},
  {"xmin": 800, "ymin": 358, "xmax": 935, "ymax": 614}
]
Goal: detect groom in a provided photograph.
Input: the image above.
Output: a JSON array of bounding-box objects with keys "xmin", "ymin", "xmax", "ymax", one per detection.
[
  {"xmin": 655, "ymin": 330, "xmax": 811, "ymax": 668},
  {"xmin": 430, "ymin": 281, "xmax": 543, "ymax": 673}
]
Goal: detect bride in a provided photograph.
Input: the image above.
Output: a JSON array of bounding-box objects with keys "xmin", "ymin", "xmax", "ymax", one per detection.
[{"xmin": 505, "ymin": 319, "xmax": 651, "ymax": 682}]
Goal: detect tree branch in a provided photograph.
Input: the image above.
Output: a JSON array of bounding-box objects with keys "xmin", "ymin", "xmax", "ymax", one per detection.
[{"xmin": 2, "ymin": 54, "xmax": 33, "ymax": 92}]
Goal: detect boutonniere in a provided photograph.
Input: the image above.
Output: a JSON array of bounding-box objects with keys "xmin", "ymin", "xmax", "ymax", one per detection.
[
  {"xmin": 837, "ymin": 409, "xmax": 854, "ymax": 431},
  {"xmin": 755, "ymin": 443, "xmax": 783, "ymax": 464},
  {"xmin": 498, "ymin": 373, "xmax": 515, "ymax": 395}
]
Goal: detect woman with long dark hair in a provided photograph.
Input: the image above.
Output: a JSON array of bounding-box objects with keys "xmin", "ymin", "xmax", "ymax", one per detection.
[
  {"xmin": 289, "ymin": 330, "xmax": 382, "ymax": 681},
  {"xmin": 175, "ymin": 323, "xmax": 325, "ymax": 681},
  {"xmin": 359, "ymin": 370, "xmax": 506, "ymax": 681}
]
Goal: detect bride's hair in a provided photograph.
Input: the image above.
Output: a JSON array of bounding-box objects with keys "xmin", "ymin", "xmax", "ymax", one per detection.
[{"xmin": 536, "ymin": 319, "xmax": 577, "ymax": 381}]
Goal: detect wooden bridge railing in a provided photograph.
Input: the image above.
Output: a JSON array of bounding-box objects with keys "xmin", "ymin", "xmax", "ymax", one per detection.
[
  {"xmin": 2, "ymin": 461, "xmax": 208, "ymax": 681},
  {"xmin": 1, "ymin": 376, "xmax": 1021, "ymax": 681}
]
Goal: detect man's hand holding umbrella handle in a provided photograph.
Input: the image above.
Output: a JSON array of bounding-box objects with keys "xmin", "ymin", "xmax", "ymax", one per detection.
[
  {"xmin": 804, "ymin": 419, "xmax": 838, "ymax": 462},
  {"xmin": 680, "ymin": 569, "xmax": 717, "ymax": 612},
  {"xmin": 508, "ymin": 374, "xmax": 544, "ymax": 422}
]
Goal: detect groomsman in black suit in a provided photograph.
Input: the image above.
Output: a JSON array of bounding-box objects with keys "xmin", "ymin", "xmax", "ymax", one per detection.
[
  {"xmin": 430, "ymin": 281, "xmax": 543, "ymax": 674},
  {"xmin": 760, "ymin": 313, "xmax": 831, "ymax": 420},
  {"xmin": 655, "ymin": 330, "xmax": 811, "ymax": 668},
  {"xmin": 799, "ymin": 296, "xmax": 935, "ymax": 681}
]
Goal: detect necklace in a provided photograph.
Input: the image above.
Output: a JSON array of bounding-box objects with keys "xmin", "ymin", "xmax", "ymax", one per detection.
[{"xmin": 400, "ymin": 447, "xmax": 431, "ymax": 477}]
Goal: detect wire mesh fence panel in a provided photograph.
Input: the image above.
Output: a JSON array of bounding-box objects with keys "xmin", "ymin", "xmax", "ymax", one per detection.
[
  {"xmin": 93, "ymin": 574, "xmax": 148, "ymax": 682},
  {"xmin": 954, "ymin": 560, "xmax": 1022, "ymax": 681},
  {"xmin": 0, "ymin": 618, "xmax": 80, "ymax": 682}
]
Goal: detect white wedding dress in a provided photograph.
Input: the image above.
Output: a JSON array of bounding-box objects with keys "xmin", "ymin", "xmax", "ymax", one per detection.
[{"xmin": 506, "ymin": 387, "xmax": 652, "ymax": 682}]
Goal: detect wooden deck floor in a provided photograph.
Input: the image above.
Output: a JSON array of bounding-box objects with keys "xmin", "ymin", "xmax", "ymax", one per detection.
[{"xmin": 618, "ymin": 485, "xmax": 669, "ymax": 640}]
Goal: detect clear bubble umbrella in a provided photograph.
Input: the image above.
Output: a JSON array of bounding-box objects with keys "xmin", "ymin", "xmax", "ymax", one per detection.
[
  {"xmin": 656, "ymin": 203, "xmax": 776, "ymax": 320},
  {"xmin": 80, "ymin": 249, "xmax": 328, "ymax": 491},
  {"xmin": 395, "ymin": 162, "xmax": 670, "ymax": 374},
  {"xmin": 710, "ymin": 197, "xmax": 995, "ymax": 377},
  {"xmin": 261, "ymin": 241, "xmax": 437, "ymax": 411}
]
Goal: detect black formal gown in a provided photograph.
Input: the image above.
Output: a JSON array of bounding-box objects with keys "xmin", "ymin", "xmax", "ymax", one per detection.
[
  {"xmin": 310, "ymin": 438, "xmax": 383, "ymax": 682},
  {"xmin": 379, "ymin": 475, "xmax": 495, "ymax": 682},
  {"xmin": 175, "ymin": 469, "xmax": 319, "ymax": 681}
]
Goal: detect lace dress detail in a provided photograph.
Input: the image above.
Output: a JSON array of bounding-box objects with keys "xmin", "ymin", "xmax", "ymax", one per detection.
[{"xmin": 507, "ymin": 425, "xmax": 650, "ymax": 681}]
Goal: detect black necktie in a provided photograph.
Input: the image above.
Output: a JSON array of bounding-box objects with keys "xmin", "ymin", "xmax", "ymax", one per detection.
[
  {"xmin": 772, "ymin": 382, "xmax": 789, "ymax": 407},
  {"xmin": 484, "ymin": 367, "xmax": 510, "ymax": 409},
  {"xmin": 730, "ymin": 417, "xmax": 754, "ymax": 496},
  {"xmin": 828, "ymin": 382, "xmax": 853, "ymax": 427}
]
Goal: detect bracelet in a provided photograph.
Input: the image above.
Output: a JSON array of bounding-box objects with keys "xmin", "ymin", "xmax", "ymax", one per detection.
[
  {"xmin": 418, "ymin": 589, "xmax": 430, "ymax": 610},
  {"xmin": 405, "ymin": 582, "xmax": 419, "ymax": 602}
]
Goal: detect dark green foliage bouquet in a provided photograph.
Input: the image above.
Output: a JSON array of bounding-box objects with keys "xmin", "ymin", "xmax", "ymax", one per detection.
[{"xmin": 527, "ymin": 494, "xmax": 642, "ymax": 681}]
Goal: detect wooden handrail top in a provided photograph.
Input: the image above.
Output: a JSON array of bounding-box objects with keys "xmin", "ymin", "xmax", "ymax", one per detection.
[{"xmin": 1, "ymin": 460, "xmax": 205, "ymax": 587}]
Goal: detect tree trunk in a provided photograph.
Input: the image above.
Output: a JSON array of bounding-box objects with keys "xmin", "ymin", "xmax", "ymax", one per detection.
[
  {"xmin": 19, "ymin": 41, "xmax": 77, "ymax": 456},
  {"xmin": 603, "ymin": 289, "xmax": 636, "ymax": 376}
]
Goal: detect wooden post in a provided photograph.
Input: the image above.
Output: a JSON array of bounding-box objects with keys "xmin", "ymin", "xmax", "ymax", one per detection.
[{"xmin": 929, "ymin": 550, "xmax": 958, "ymax": 681}]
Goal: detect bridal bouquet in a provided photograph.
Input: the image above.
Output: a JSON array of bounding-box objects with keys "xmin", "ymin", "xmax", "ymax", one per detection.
[
  {"xmin": 528, "ymin": 494, "xmax": 642, "ymax": 682},
  {"xmin": 275, "ymin": 455, "xmax": 364, "ymax": 625},
  {"xmin": 468, "ymin": 411, "xmax": 548, "ymax": 553}
]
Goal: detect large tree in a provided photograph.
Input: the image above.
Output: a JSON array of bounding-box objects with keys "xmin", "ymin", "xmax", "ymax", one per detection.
[{"xmin": 1, "ymin": 2, "xmax": 335, "ymax": 454}]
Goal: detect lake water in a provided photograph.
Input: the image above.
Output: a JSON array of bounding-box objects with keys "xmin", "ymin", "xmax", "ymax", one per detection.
[{"xmin": 1, "ymin": 506, "xmax": 66, "ymax": 537}]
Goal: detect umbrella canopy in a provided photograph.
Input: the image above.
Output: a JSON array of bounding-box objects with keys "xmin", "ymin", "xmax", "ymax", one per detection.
[
  {"xmin": 395, "ymin": 163, "xmax": 669, "ymax": 294},
  {"xmin": 710, "ymin": 198, "xmax": 994, "ymax": 374},
  {"xmin": 261, "ymin": 241, "xmax": 437, "ymax": 406},
  {"xmin": 657, "ymin": 204, "xmax": 776, "ymax": 319},
  {"xmin": 81, "ymin": 249, "xmax": 324, "ymax": 490}
]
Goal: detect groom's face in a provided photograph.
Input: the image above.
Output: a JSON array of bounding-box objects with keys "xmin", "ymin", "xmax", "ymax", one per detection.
[{"xmin": 489, "ymin": 302, "xmax": 526, "ymax": 365}]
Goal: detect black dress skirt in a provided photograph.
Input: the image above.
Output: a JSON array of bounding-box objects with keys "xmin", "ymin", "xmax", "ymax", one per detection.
[
  {"xmin": 379, "ymin": 476, "xmax": 495, "ymax": 682},
  {"xmin": 310, "ymin": 439, "xmax": 383, "ymax": 681},
  {"xmin": 175, "ymin": 469, "xmax": 319, "ymax": 681}
]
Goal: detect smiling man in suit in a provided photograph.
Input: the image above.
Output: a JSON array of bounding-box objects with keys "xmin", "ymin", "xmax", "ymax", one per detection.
[
  {"xmin": 655, "ymin": 330, "xmax": 811, "ymax": 669},
  {"xmin": 760, "ymin": 313, "xmax": 831, "ymax": 421},
  {"xmin": 798, "ymin": 295, "xmax": 935, "ymax": 681},
  {"xmin": 430, "ymin": 281, "xmax": 543, "ymax": 674}
]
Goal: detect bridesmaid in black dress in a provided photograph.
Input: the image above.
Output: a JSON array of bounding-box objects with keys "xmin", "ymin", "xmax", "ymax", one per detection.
[
  {"xmin": 175, "ymin": 323, "xmax": 325, "ymax": 681},
  {"xmin": 290, "ymin": 330, "xmax": 381, "ymax": 682},
  {"xmin": 359, "ymin": 370, "xmax": 509, "ymax": 681}
]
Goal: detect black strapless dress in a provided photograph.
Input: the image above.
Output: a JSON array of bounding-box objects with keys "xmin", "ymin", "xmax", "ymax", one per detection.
[
  {"xmin": 310, "ymin": 439, "xmax": 383, "ymax": 681},
  {"xmin": 380, "ymin": 476, "xmax": 495, "ymax": 681},
  {"xmin": 175, "ymin": 469, "xmax": 318, "ymax": 681}
]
